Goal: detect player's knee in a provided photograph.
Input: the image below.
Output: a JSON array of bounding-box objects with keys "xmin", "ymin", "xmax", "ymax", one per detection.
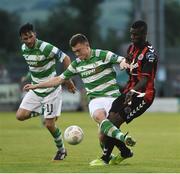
[
  {"xmin": 93, "ymin": 109, "xmax": 106, "ymax": 123},
  {"xmin": 16, "ymin": 109, "xmax": 30, "ymax": 121},
  {"xmin": 16, "ymin": 112, "xmax": 25, "ymax": 121}
]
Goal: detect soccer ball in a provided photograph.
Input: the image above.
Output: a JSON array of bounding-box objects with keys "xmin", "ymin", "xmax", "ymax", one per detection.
[{"xmin": 64, "ymin": 125, "xmax": 84, "ymax": 145}]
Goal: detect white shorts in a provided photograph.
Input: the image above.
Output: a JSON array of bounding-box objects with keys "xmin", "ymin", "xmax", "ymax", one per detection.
[
  {"xmin": 88, "ymin": 97, "xmax": 116, "ymax": 118},
  {"xmin": 19, "ymin": 86, "xmax": 62, "ymax": 119}
]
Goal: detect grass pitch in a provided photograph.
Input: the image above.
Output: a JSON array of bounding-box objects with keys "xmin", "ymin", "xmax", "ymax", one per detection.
[{"xmin": 0, "ymin": 111, "xmax": 180, "ymax": 173}]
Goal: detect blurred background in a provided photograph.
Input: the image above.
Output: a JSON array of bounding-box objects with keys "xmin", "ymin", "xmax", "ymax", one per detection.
[{"xmin": 0, "ymin": 0, "xmax": 179, "ymax": 112}]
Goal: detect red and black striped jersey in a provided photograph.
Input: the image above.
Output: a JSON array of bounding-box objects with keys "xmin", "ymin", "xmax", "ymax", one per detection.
[{"xmin": 123, "ymin": 42, "xmax": 158, "ymax": 102}]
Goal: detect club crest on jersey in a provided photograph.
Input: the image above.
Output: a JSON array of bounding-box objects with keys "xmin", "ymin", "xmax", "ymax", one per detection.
[{"xmin": 138, "ymin": 54, "xmax": 144, "ymax": 60}]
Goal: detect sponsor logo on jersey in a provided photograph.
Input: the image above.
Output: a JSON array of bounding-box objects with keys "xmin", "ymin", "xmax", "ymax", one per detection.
[
  {"xmin": 81, "ymin": 69, "xmax": 96, "ymax": 77},
  {"xmin": 27, "ymin": 61, "xmax": 38, "ymax": 66}
]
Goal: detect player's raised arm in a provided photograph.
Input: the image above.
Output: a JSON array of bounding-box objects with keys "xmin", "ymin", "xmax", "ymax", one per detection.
[{"xmin": 24, "ymin": 76, "xmax": 64, "ymax": 91}]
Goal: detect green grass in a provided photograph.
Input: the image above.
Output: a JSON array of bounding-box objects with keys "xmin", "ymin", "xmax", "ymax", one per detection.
[{"xmin": 0, "ymin": 112, "xmax": 180, "ymax": 173}]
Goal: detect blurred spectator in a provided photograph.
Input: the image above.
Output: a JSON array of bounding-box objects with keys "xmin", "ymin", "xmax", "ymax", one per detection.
[
  {"xmin": 157, "ymin": 65, "xmax": 167, "ymax": 97},
  {"xmin": 0, "ymin": 64, "xmax": 10, "ymax": 83},
  {"xmin": 172, "ymin": 75, "xmax": 180, "ymax": 97}
]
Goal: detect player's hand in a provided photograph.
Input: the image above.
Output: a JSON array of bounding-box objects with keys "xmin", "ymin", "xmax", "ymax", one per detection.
[
  {"xmin": 124, "ymin": 91, "xmax": 134, "ymax": 105},
  {"xmin": 23, "ymin": 84, "xmax": 36, "ymax": 91},
  {"xmin": 64, "ymin": 80, "xmax": 76, "ymax": 94},
  {"xmin": 119, "ymin": 58, "xmax": 130, "ymax": 70}
]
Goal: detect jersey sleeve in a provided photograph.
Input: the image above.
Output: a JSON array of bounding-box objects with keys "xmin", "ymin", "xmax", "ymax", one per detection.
[
  {"xmin": 142, "ymin": 51, "xmax": 157, "ymax": 76},
  {"xmin": 104, "ymin": 51, "xmax": 124, "ymax": 64},
  {"xmin": 54, "ymin": 49, "xmax": 67, "ymax": 63},
  {"xmin": 59, "ymin": 61, "xmax": 78, "ymax": 80},
  {"xmin": 39, "ymin": 41, "xmax": 67, "ymax": 62}
]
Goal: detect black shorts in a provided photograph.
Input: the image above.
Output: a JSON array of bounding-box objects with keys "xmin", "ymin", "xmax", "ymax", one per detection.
[{"xmin": 109, "ymin": 93, "xmax": 154, "ymax": 123}]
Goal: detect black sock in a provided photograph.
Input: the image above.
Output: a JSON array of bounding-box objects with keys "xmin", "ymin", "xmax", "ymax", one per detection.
[
  {"xmin": 101, "ymin": 136, "xmax": 131, "ymax": 162},
  {"xmin": 114, "ymin": 139, "xmax": 131, "ymax": 157},
  {"xmin": 101, "ymin": 136, "xmax": 115, "ymax": 163}
]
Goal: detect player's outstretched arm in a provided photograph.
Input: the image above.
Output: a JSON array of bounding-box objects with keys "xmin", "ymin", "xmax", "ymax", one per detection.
[{"xmin": 23, "ymin": 76, "xmax": 64, "ymax": 91}]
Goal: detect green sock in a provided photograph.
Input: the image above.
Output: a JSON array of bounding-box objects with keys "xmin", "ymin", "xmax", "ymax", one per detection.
[
  {"xmin": 52, "ymin": 128, "xmax": 65, "ymax": 151},
  {"xmin": 100, "ymin": 119, "xmax": 125, "ymax": 142}
]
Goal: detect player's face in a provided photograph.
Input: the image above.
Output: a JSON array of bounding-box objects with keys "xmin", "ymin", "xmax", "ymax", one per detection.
[
  {"xmin": 20, "ymin": 31, "xmax": 36, "ymax": 48},
  {"xmin": 71, "ymin": 42, "xmax": 91, "ymax": 60},
  {"xmin": 130, "ymin": 27, "xmax": 146, "ymax": 46}
]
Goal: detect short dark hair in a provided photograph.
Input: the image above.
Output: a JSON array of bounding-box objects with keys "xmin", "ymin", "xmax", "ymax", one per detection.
[
  {"xmin": 69, "ymin": 33, "xmax": 89, "ymax": 47},
  {"xmin": 131, "ymin": 20, "xmax": 147, "ymax": 34},
  {"xmin": 19, "ymin": 23, "xmax": 34, "ymax": 36}
]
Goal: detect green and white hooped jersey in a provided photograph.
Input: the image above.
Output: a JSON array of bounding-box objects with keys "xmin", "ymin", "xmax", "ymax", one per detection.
[
  {"xmin": 60, "ymin": 49, "xmax": 124, "ymax": 100},
  {"xmin": 21, "ymin": 39, "xmax": 66, "ymax": 97}
]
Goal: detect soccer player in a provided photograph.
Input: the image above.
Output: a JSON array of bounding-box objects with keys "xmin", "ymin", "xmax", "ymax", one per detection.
[
  {"xmin": 23, "ymin": 33, "xmax": 136, "ymax": 163},
  {"xmin": 91, "ymin": 20, "xmax": 158, "ymax": 166},
  {"xmin": 16, "ymin": 23, "xmax": 76, "ymax": 161}
]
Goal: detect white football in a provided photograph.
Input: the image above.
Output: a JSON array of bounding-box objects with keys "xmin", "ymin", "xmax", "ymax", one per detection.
[{"xmin": 64, "ymin": 125, "xmax": 84, "ymax": 145}]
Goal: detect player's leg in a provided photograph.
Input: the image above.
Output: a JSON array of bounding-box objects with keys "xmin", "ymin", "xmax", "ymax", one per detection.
[
  {"xmin": 16, "ymin": 108, "xmax": 32, "ymax": 120},
  {"xmin": 44, "ymin": 117, "xmax": 66, "ymax": 160},
  {"xmin": 100, "ymin": 135, "xmax": 133, "ymax": 165},
  {"xmin": 89, "ymin": 98, "xmax": 135, "ymax": 166},
  {"xmin": 90, "ymin": 95, "xmax": 136, "ymax": 166},
  {"xmin": 109, "ymin": 94, "xmax": 154, "ymax": 164},
  {"xmin": 106, "ymin": 113, "xmax": 133, "ymax": 165},
  {"xmin": 89, "ymin": 98, "xmax": 120, "ymax": 166},
  {"xmin": 16, "ymin": 90, "xmax": 42, "ymax": 121},
  {"xmin": 98, "ymin": 94, "xmax": 154, "ymax": 166},
  {"xmin": 109, "ymin": 111, "xmax": 134, "ymax": 154},
  {"xmin": 43, "ymin": 86, "xmax": 66, "ymax": 161},
  {"xmin": 100, "ymin": 112, "xmax": 131, "ymax": 163},
  {"xmin": 89, "ymin": 98, "xmax": 131, "ymax": 143},
  {"xmin": 16, "ymin": 108, "xmax": 40, "ymax": 120},
  {"xmin": 107, "ymin": 95, "xmax": 139, "ymax": 164}
]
